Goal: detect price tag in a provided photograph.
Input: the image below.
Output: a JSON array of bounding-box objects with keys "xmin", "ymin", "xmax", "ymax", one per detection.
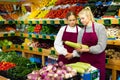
[
  {"xmin": 29, "ymin": 21, "xmax": 32, "ymax": 24},
  {"xmin": 15, "ymin": 44, "xmax": 18, "ymax": 48},
  {"xmin": 10, "ymin": 33, "xmax": 15, "ymax": 36},
  {"xmin": 20, "ymin": 33, "xmax": 23, "ymax": 37},
  {"xmin": 104, "ymin": 19, "xmax": 111, "ymax": 25},
  {"xmin": 42, "ymin": 35, "xmax": 46, "ymax": 39},
  {"xmin": 42, "ymin": 20, "xmax": 47, "ymax": 25},
  {"xmin": 35, "ymin": 34, "xmax": 39, "ymax": 39},
  {"xmin": 3, "ymin": 33, "xmax": 8, "ymax": 37},
  {"xmin": 21, "ymin": 21, "xmax": 24, "ymax": 24},
  {"xmin": 6, "ymin": 45, "xmax": 10, "ymax": 49},
  {"xmin": 29, "ymin": 47, "xmax": 33, "ymax": 51},
  {"xmin": 50, "ymin": 36, "xmax": 55, "ymax": 40},
  {"xmin": 15, "ymin": 21, "xmax": 18, "ymax": 24},
  {"xmin": 0, "ymin": 46, "xmax": 2, "ymax": 49},
  {"xmin": 50, "ymin": 20, "xmax": 54, "ymax": 25},
  {"xmin": 50, "ymin": 50, "xmax": 55, "ymax": 55},
  {"xmin": 60, "ymin": 20, "xmax": 64, "ymax": 26},
  {"xmin": 21, "ymin": 46, "xmax": 24, "ymax": 49},
  {"xmin": 36, "ymin": 21, "xmax": 40, "ymax": 24},
  {"xmin": 119, "ymin": 19, "xmax": 120, "ymax": 25},
  {"xmin": 38, "ymin": 48, "xmax": 42, "ymax": 52},
  {"xmin": 0, "ymin": 21, "xmax": 4, "ymax": 24},
  {"xmin": 8, "ymin": 20, "xmax": 13, "ymax": 24},
  {"xmin": 29, "ymin": 34, "xmax": 32, "ymax": 38}
]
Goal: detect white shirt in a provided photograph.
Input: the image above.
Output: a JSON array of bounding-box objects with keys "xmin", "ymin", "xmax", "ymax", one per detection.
[{"xmin": 54, "ymin": 25, "xmax": 81, "ymax": 57}]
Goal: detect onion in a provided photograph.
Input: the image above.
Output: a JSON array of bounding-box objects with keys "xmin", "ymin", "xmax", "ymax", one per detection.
[
  {"xmin": 56, "ymin": 69, "xmax": 62, "ymax": 76},
  {"xmin": 48, "ymin": 72, "xmax": 54, "ymax": 77},
  {"xmin": 27, "ymin": 73, "xmax": 39, "ymax": 80},
  {"xmin": 54, "ymin": 63, "xmax": 59, "ymax": 67},
  {"xmin": 58, "ymin": 61, "xmax": 64, "ymax": 67},
  {"xmin": 64, "ymin": 73, "xmax": 70, "ymax": 79},
  {"xmin": 66, "ymin": 66, "xmax": 72, "ymax": 72},
  {"xmin": 61, "ymin": 65, "xmax": 67, "ymax": 70},
  {"xmin": 46, "ymin": 64, "xmax": 53, "ymax": 71},
  {"xmin": 61, "ymin": 70, "xmax": 67, "ymax": 74},
  {"xmin": 44, "ymin": 76, "xmax": 51, "ymax": 80},
  {"xmin": 54, "ymin": 73, "xmax": 58, "ymax": 78},
  {"xmin": 41, "ymin": 72, "xmax": 48, "ymax": 79},
  {"xmin": 52, "ymin": 66, "xmax": 57, "ymax": 72}
]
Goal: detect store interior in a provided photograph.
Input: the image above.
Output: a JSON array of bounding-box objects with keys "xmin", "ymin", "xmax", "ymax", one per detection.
[{"xmin": 0, "ymin": 0, "xmax": 120, "ymax": 80}]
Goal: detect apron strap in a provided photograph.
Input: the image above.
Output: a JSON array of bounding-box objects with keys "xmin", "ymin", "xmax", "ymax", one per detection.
[
  {"xmin": 92, "ymin": 22, "xmax": 95, "ymax": 32},
  {"xmin": 84, "ymin": 22, "xmax": 95, "ymax": 33},
  {"xmin": 65, "ymin": 25, "xmax": 78, "ymax": 33},
  {"xmin": 64, "ymin": 25, "xmax": 67, "ymax": 32}
]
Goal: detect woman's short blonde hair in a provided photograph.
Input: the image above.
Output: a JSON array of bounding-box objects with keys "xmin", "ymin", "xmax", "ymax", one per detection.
[{"xmin": 78, "ymin": 6, "xmax": 95, "ymax": 22}]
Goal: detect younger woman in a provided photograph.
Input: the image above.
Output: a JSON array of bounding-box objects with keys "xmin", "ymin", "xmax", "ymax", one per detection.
[{"xmin": 54, "ymin": 11, "xmax": 81, "ymax": 64}]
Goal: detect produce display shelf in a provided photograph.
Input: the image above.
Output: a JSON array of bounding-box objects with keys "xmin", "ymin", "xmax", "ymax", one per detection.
[
  {"xmin": 106, "ymin": 59, "xmax": 120, "ymax": 80},
  {"xmin": 0, "ymin": 75, "xmax": 10, "ymax": 80},
  {"xmin": 107, "ymin": 40, "xmax": 120, "ymax": 45},
  {"xmin": 1, "ymin": 32, "xmax": 120, "ymax": 45},
  {"xmin": 0, "ymin": 18, "xmax": 120, "ymax": 25},
  {"xmin": 1, "ymin": 44, "xmax": 55, "ymax": 66}
]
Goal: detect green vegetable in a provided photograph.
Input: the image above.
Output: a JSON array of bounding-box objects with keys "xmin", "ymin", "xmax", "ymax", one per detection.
[
  {"xmin": 66, "ymin": 62, "xmax": 91, "ymax": 74},
  {"xmin": 70, "ymin": 66, "xmax": 85, "ymax": 74},
  {"xmin": 65, "ymin": 41, "xmax": 89, "ymax": 49},
  {"xmin": 65, "ymin": 41, "xmax": 82, "ymax": 48}
]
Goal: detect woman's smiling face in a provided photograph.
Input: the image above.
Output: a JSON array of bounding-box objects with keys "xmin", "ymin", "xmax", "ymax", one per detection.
[{"xmin": 79, "ymin": 14, "xmax": 90, "ymax": 26}]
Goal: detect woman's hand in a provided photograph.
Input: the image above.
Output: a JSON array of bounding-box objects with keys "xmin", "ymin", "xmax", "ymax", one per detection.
[
  {"xmin": 65, "ymin": 53, "xmax": 73, "ymax": 60},
  {"xmin": 75, "ymin": 48, "xmax": 89, "ymax": 53}
]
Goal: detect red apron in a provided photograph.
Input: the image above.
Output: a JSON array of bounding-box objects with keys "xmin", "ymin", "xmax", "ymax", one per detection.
[
  {"xmin": 58, "ymin": 25, "xmax": 80, "ymax": 64},
  {"xmin": 80, "ymin": 23, "xmax": 105, "ymax": 80}
]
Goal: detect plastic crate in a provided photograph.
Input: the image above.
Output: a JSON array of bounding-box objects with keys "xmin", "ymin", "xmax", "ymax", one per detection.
[
  {"xmin": 45, "ymin": 56, "xmax": 58, "ymax": 65},
  {"xmin": 81, "ymin": 69, "xmax": 100, "ymax": 80},
  {"xmin": 29, "ymin": 57, "xmax": 42, "ymax": 63}
]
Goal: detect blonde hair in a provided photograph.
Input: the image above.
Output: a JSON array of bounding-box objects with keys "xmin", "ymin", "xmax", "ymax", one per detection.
[{"xmin": 78, "ymin": 6, "xmax": 95, "ymax": 22}]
